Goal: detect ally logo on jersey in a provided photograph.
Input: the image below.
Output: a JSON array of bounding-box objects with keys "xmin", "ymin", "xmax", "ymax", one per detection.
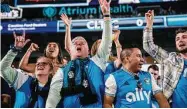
[{"xmin": 126, "ymin": 88, "xmax": 151, "ymax": 104}]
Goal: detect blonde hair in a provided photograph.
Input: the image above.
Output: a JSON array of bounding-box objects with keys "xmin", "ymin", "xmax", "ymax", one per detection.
[
  {"xmin": 91, "ymin": 39, "xmax": 101, "ymax": 56},
  {"xmin": 91, "ymin": 39, "xmax": 117, "ymax": 62}
]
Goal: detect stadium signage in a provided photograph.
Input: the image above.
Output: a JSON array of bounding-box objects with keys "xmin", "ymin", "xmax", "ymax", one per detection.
[
  {"xmin": 86, "ymin": 20, "xmax": 119, "ymax": 30},
  {"xmin": 58, "ymin": 4, "xmax": 133, "ymax": 16},
  {"xmin": 41, "ymin": 4, "xmax": 133, "ymax": 18},
  {"xmin": 1, "ymin": 15, "xmax": 187, "ymax": 34},
  {"xmin": 0, "ymin": 4, "xmax": 23, "ymax": 19},
  {"xmin": 1, "ymin": 21, "xmax": 57, "ymax": 33}
]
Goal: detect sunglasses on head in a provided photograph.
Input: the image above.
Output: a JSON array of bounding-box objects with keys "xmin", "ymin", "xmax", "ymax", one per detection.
[{"xmin": 134, "ymin": 75, "xmax": 142, "ymax": 90}]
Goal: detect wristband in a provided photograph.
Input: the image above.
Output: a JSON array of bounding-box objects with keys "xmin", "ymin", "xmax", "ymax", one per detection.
[
  {"xmin": 144, "ymin": 27, "xmax": 153, "ymax": 30},
  {"xmin": 10, "ymin": 44, "xmax": 22, "ymax": 53},
  {"xmin": 104, "ymin": 14, "xmax": 110, "ymax": 17}
]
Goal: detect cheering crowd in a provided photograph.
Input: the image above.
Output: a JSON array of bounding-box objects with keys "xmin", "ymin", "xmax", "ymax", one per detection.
[{"xmin": 1, "ymin": 0, "xmax": 187, "ymax": 108}]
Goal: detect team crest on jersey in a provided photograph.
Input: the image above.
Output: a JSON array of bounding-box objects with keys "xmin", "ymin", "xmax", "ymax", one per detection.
[
  {"xmin": 83, "ymin": 79, "xmax": 88, "ymax": 88},
  {"xmin": 144, "ymin": 78, "xmax": 150, "ymax": 84},
  {"xmin": 68, "ymin": 71, "xmax": 74, "ymax": 78}
]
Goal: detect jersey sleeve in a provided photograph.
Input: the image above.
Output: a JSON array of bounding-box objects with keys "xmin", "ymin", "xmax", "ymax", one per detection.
[{"xmin": 105, "ymin": 74, "xmax": 117, "ymax": 97}]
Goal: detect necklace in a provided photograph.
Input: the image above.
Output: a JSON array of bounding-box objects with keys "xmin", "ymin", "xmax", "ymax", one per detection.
[{"xmin": 122, "ymin": 67, "xmax": 142, "ymax": 90}]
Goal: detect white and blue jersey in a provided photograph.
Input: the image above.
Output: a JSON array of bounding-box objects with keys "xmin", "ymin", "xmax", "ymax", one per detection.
[
  {"xmin": 0, "ymin": 50, "xmax": 50, "ymax": 108},
  {"xmin": 172, "ymin": 59, "xmax": 187, "ymax": 108},
  {"xmin": 13, "ymin": 76, "xmax": 48, "ymax": 108},
  {"xmin": 14, "ymin": 76, "xmax": 33, "ymax": 108},
  {"xmin": 105, "ymin": 68, "xmax": 161, "ymax": 108}
]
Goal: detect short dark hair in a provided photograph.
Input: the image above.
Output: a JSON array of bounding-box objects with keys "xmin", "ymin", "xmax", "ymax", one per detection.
[
  {"xmin": 120, "ymin": 48, "xmax": 133, "ymax": 62},
  {"xmin": 147, "ymin": 64, "xmax": 159, "ymax": 71},
  {"xmin": 175, "ymin": 28, "xmax": 187, "ymax": 35},
  {"xmin": 120, "ymin": 48, "xmax": 140, "ymax": 62}
]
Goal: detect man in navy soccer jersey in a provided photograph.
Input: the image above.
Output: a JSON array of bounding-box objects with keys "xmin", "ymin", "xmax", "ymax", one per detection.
[
  {"xmin": 45, "ymin": 0, "xmax": 112, "ymax": 107},
  {"xmin": 104, "ymin": 48, "xmax": 170, "ymax": 108},
  {"xmin": 143, "ymin": 10, "xmax": 187, "ymax": 107}
]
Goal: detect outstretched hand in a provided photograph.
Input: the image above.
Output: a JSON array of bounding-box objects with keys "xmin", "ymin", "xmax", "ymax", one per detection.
[
  {"xmin": 13, "ymin": 31, "xmax": 30, "ymax": 49},
  {"xmin": 145, "ymin": 10, "xmax": 154, "ymax": 29},
  {"xmin": 98, "ymin": 0, "xmax": 111, "ymax": 15},
  {"xmin": 60, "ymin": 14, "xmax": 72, "ymax": 27}
]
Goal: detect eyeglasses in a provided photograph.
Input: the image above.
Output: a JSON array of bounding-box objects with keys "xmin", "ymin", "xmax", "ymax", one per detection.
[
  {"xmin": 134, "ymin": 75, "xmax": 142, "ymax": 90},
  {"xmin": 36, "ymin": 62, "xmax": 50, "ymax": 66}
]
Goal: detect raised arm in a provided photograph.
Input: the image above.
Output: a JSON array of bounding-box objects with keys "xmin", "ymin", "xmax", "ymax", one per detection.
[
  {"xmin": 19, "ymin": 43, "xmax": 39, "ymax": 73},
  {"xmin": 143, "ymin": 10, "xmax": 169, "ymax": 64},
  {"xmin": 60, "ymin": 14, "xmax": 72, "ymax": 54},
  {"xmin": 91, "ymin": 0, "xmax": 112, "ymax": 72},
  {"xmin": 113, "ymin": 30, "xmax": 122, "ymax": 68},
  {"xmin": 0, "ymin": 31, "xmax": 30, "ymax": 89},
  {"xmin": 96, "ymin": 0, "xmax": 112, "ymax": 61}
]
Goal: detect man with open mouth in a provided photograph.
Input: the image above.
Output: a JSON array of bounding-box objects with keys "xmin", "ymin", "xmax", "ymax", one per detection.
[
  {"xmin": 46, "ymin": 0, "xmax": 113, "ymax": 108},
  {"xmin": 143, "ymin": 10, "xmax": 187, "ymax": 107}
]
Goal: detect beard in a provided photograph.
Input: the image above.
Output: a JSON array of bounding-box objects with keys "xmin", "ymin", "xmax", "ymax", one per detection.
[{"xmin": 176, "ymin": 47, "xmax": 187, "ymax": 53}]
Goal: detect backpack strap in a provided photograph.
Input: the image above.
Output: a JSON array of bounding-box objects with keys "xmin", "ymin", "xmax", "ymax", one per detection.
[{"xmin": 28, "ymin": 78, "xmax": 38, "ymax": 108}]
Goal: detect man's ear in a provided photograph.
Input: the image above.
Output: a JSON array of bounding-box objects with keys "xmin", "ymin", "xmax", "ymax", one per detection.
[{"xmin": 125, "ymin": 56, "xmax": 131, "ymax": 63}]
